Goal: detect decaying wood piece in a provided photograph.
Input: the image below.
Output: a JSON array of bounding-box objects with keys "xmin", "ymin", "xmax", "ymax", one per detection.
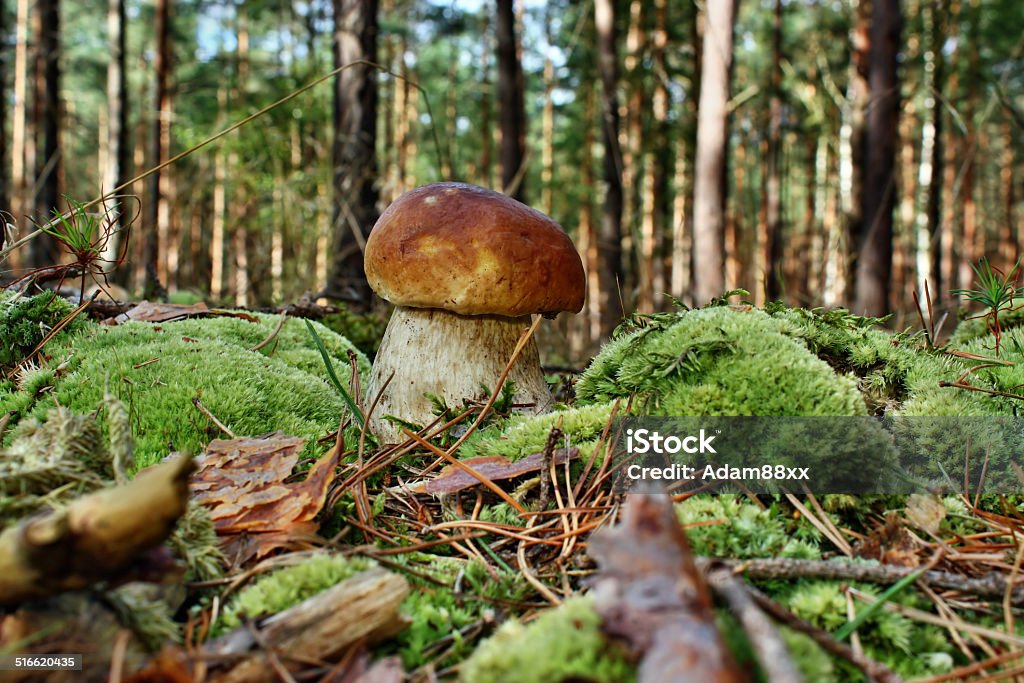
[
  {"xmin": 0, "ymin": 454, "xmax": 194, "ymax": 606},
  {"xmin": 207, "ymin": 565, "xmax": 409, "ymax": 683},
  {"xmin": 365, "ymin": 307, "xmax": 551, "ymax": 442},
  {"xmin": 588, "ymin": 493, "xmax": 748, "ymax": 683}
]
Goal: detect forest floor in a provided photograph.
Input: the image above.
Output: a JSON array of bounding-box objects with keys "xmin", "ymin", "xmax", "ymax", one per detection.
[{"xmin": 3, "ymin": 289, "xmax": 1024, "ymax": 682}]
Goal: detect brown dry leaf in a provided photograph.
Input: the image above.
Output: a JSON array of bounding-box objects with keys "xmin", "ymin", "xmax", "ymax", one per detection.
[
  {"xmin": 110, "ymin": 301, "xmax": 258, "ymax": 324},
  {"xmin": 413, "ymin": 448, "xmax": 578, "ymax": 495},
  {"xmin": 854, "ymin": 512, "xmax": 920, "ymax": 567},
  {"xmin": 905, "ymin": 493, "xmax": 946, "ymax": 535},
  {"xmin": 190, "ymin": 433, "xmax": 341, "ymax": 556},
  {"xmin": 588, "ymin": 493, "xmax": 748, "ymax": 683}
]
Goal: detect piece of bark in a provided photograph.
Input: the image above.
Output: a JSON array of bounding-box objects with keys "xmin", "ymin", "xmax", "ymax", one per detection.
[
  {"xmin": 207, "ymin": 565, "xmax": 409, "ymax": 683},
  {"xmin": 413, "ymin": 448, "xmax": 578, "ymax": 495},
  {"xmin": 0, "ymin": 454, "xmax": 194, "ymax": 606},
  {"xmin": 588, "ymin": 493, "xmax": 748, "ymax": 683}
]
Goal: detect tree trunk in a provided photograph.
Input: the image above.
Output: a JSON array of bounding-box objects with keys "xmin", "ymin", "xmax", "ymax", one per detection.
[
  {"xmin": 938, "ymin": 1, "xmax": 960, "ymax": 299},
  {"xmin": 142, "ymin": 0, "xmax": 169, "ymax": 299},
  {"xmin": 478, "ymin": 14, "xmax": 492, "ymax": 189},
  {"xmin": 999, "ymin": 119, "xmax": 1015, "ymax": 265},
  {"xmin": 692, "ymin": 0, "xmax": 737, "ymax": 305},
  {"xmin": 763, "ymin": 0, "xmax": 784, "ymax": 301},
  {"xmin": 0, "ymin": 3, "xmax": 9, "ymax": 220},
  {"xmin": 671, "ymin": 2, "xmax": 701, "ymax": 305},
  {"xmin": 854, "ymin": 0, "xmax": 901, "ymax": 316},
  {"xmin": 103, "ymin": 0, "xmax": 130, "ymax": 276},
  {"xmin": 10, "ymin": 0, "xmax": 29, "ymax": 237},
  {"xmin": 832, "ymin": 0, "xmax": 871, "ymax": 307},
  {"xmin": 540, "ymin": 10, "xmax": 554, "ymax": 216},
  {"xmin": 956, "ymin": 0, "xmax": 980, "ymax": 293},
  {"xmin": 210, "ymin": 87, "xmax": 227, "ymax": 301},
  {"xmin": 595, "ymin": 0, "xmax": 624, "ymax": 336},
  {"xmin": 30, "ymin": 0, "xmax": 60, "ymax": 268},
  {"xmin": 648, "ymin": 0, "xmax": 670, "ymax": 310},
  {"xmin": 924, "ymin": 1, "xmax": 945, "ymax": 295},
  {"xmin": 496, "ymin": 0, "xmax": 526, "ymax": 201},
  {"xmin": 325, "ymin": 0, "xmax": 379, "ymax": 306}
]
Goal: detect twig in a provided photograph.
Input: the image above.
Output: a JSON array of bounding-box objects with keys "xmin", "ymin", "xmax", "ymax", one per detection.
[
  {"xmin": 698, "ymin": 557, "xmax": 1024, "ymax": 605},
  {"xmin": 938, "ymin": 380, "xmax": 1024, "ymax": 402},
  {"xmin": 537, "ymin": 427, "xmax": 562, "ymax": 512},
  {"xmin": 402, "ymin": 429, "xmax": 526, "ymax": 515},
  {"xmin": 742, "ymin": 582, "xmax": 904, "ymax": 683},
  {"xmin": 249, "ymin": 312, "xmax": 288, "ymax": 352},
  {"xmin": 192, "ymin": 396, "xmax": 237, "ymax": 439},
  {"xmin": 706, "ymin": 568, "xmax": 805, "ymax": 683}
]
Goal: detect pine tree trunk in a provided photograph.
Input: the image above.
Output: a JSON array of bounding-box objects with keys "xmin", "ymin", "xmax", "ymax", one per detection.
[
  {"xmin": 692, "ymin": 0, "xmax": 736, "ymax": 305},
  {"xmin": 143, "ymin": 0, "xmax": 169, "ymax": 298},
  {"xmin": 0, "ymin": 4, "xmax": 9, "ymax": 220},
  {"xmin": 103, "ymin": 0, "xmax": 129, "ymax": 277},
  {"xmin": 763, "ymin": 0, "xmax": 784, "ymax": 302},
  {"xmin": 834, "ymin": 0, "xmax": 871, "ymax": 307},
  {"xmin": 31, "ymin": 0, "xmax": 60, "ymax": 268},
  {"xmin": 854, "ymin": 0, "xmax": 901, "ymax": 316},
  {"xmin": 210, "ymin": 87, "xmax": 227, "ymax": 301},
  {"xmin": 325, "ymin": 0, "xmax": 379, "ymax": 306},
  {"xmin": 478, "ymin": 14, "xmax": 492, "ymax": 189},
  {"xmin": 957, "ymin": 0, "xmax": 980, "ymax": 293},
  {"xmin": 595, "ymin": 0, "xmax": 624, "ymax": 336},
  {"xmin": 939, "ymin": 1, "xmax": 961, "ymax": 297},
  {"xmin": 10, "ymin": 0, "xmax": 30, "ymax": 239},
  {"xmin": 496, "ymin": 0, "xmax": 526, "ymax": 201}
]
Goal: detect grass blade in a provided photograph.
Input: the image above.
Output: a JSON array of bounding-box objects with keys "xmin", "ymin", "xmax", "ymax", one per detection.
[{"xmin": 304, "ymin": 319, "xmax": 365, "ymax": 428}]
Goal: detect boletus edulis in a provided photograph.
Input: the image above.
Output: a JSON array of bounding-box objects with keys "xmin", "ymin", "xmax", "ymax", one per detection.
[{"xmin": 363, "ymin": 182, "xmax": 586, "ymax": 443}]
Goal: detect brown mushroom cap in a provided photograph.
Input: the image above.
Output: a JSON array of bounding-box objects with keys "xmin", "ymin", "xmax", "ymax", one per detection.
[{"xmin": 364, "ymin": 182, "xmax": 586, "ymax": 316}]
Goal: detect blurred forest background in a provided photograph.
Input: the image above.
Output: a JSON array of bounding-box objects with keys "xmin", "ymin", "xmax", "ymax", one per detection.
[{"xmin": 0, "ymin": 0, "xmax": 1023, "ymax": 360}]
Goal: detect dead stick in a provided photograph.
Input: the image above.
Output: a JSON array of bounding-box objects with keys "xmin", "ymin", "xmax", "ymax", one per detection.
[
  {"xmin": 698, "ymin": 557, "xmax": 1024, "ymax": 605},
  {"xmin": 706, "ymin": 567, "xmax": 804, "ymax": 683}
]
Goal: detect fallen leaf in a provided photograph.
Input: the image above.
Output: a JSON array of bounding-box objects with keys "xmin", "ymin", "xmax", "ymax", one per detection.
[
  {"xmin": 588, "ymin": 493, "xmax": 747, "ymax": 683},
  {"xmin": 412, "ymin": 448, "xmax": 579, "ymax": 495},
  {"xmin": 190, "ymin": 433, "xmax": 341, "ymax": 560}
]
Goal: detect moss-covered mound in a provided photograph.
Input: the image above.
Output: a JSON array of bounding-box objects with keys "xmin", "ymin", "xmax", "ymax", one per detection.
[
  {"xmin": 1, "ymin": 312, "xmax": 368, "ymax": 468},
  {"xmin": 576, "ymin": 306, "xmax": 867, "ymax": 416}
]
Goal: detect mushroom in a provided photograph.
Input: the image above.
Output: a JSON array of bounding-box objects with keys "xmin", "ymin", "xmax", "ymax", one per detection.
[{"xmin": 362, "ymin": 182, "xmax": 586, "ymax": 443}]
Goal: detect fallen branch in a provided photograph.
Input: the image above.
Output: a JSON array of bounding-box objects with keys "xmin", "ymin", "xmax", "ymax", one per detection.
[
  {"xmin": 0, "ymin": 454, "xmax": 194, "ymax": 606},
  {"xmin": 706, "ymin": 567, "xmax": 804, "ymax": 683},
  {"xmin": 700, "ymin": 557, "xmax": 1024, "ymax": 605},
  {"xmin": 740, "ymin": 582, "xmax": 904, "ymax": 683}
]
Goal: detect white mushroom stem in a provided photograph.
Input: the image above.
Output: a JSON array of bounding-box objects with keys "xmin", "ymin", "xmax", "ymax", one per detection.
[{"xmin": 364, "ymin": 306, "xmax": 552, "ymax": 443}]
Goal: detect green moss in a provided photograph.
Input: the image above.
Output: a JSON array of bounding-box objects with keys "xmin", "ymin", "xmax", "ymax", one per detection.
[
  {"xmin": 458, "ymin": 597, "xmax": 634, "ymax": 683},
  {"xmin": 0, "ymin": 290, "xmax": 85, "ymax": 369},
  {"xmin": 1, "ymin": 314, "xmax": 367, "ymax": 468},
  {"xmin": 776, "ymin": 578, "xmax": 955, "ymax": 680},
  {"xmin": 0, "ymin": 407, "xmax": 110, "ymax": 520},
  {"xmin": 577, "ymin": 306, "xmax": 866, "ymax": 417},
  {"xmin": 393, "ymin": 557, "xmax": 530, "ymax": 670},
  {"xmin": 459, "ymin": 401, "xmax": 617, "ymax": 462},
  {"xmin": 675, "ymin": 495, "xmax": 821, "ymax": 560},
  {"xmin": 214, "ymin": 553, "xmax": 372, "ymax": 636}
]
